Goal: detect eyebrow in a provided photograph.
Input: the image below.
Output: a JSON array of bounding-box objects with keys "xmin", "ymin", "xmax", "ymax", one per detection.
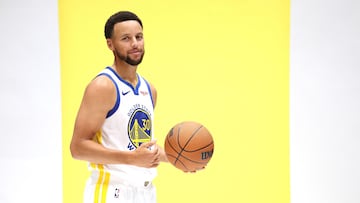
[{"xmin": 119, "ymin": 32, "xmax": 143, "ymax": 38}]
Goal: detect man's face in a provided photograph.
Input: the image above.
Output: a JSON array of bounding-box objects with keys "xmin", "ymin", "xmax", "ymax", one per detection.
[{"xmin": 108, "ymin": 20, "xmax": 145, "ymax": 66}]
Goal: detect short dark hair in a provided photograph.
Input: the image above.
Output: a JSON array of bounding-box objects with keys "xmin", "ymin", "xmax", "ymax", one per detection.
[{"xmin": 104, "ymin": 11, "xmax": 143, "ymax": 39}]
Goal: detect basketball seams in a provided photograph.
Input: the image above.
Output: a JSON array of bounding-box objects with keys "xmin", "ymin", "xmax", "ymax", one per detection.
[
  {"xmin": 165, "ymin": 126, "xmax": 210, "ymax": 170},
  {"xmin": 165, "ymin": 129, "xmax": 181, "ymax": 158},
  {"xmin": 164, "ymin": 138, "xmax": 178, "ymax": 158},
  {"xmin": 178, "ymin": 124, "xmax": 203, "ymax": 149},
  {"xmin": 176, "ymin": 124, "xmax": 203, "ymax": 158},
  {"xmin": 183, "ymin": 142, "xmax": 213, "ymax": 152},
  {"xmin": 175, "ymin": 158, "xmax": 190, "ymax": 171},
  {"xmin": 164, "ymin": 121, "xmax": 214, "ymax": 172},
  {"xmin": 174, "ymin": 124, "xmax": 183, "ymax": 165},
  {"xmin": 178, "ymin": 152, "xmax": 210, "ymax": 164},
  {"xmin": 173, "ymin": 124, "xmax": 204, "ymax": 169},
  {"xmin": 165, "ymin": 125, "xmax": 184, "ymax": 166}
]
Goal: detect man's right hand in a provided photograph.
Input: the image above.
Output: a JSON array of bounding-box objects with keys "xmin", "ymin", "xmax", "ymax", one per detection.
[{"xmin": 132, "ymin": 140, "xmax": 161, "ymax": 168}]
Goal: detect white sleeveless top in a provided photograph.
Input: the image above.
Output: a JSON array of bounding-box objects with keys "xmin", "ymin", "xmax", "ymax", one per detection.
[{"xmin": 89, "ymin": 67, "xmax": 157, "ymax": 183}]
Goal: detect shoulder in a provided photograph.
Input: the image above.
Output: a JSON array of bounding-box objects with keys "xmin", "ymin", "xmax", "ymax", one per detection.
[
  {"xmin": 83, "ymin": 75, "xmax": 117, "ymax": 105},
  {"xmin": 88, "ymin": 75, "xmax": 115, "ymax": 93}
]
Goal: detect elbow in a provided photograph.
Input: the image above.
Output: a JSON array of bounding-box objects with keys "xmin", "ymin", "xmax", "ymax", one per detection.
[{"xmin": 70, "ymin": 141, "xmax": 81, "ymax": 160}]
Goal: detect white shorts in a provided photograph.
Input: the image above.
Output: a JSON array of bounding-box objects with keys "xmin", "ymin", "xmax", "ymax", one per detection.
[{"xmin": 83, "ymin": 172, "xmax": 156, "ymax": 203}]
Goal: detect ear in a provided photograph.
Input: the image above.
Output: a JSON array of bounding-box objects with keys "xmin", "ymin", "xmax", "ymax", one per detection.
[{"xmin": 106, "ymin": 39, "xmax": 114, "ymax": 51}]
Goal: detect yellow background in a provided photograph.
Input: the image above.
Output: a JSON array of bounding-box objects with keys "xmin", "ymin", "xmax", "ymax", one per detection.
[{"xmin": 59, "ymin": 0, "xmax": 290, "ymax": 202}]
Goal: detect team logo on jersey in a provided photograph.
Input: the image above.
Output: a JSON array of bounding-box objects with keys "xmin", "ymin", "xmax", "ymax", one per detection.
[{"xmin": 127, "ymin": 107, "xmax": 152, "ymax": 148}]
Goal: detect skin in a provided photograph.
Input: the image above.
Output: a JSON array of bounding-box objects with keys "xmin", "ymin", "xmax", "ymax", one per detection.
[{"xmin": 70, "ymin": 20, "xmax": 168, "ymax": 168}]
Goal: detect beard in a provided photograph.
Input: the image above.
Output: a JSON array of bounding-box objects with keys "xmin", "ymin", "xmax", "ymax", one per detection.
[{"xmin": 115, "ymin": 49, "xmax": 145, "ymax": 66}]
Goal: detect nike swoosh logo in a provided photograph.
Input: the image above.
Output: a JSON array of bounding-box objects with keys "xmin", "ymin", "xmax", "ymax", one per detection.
[{"xmin": 122, "ymin": 91, "xmax": 130, "ymax": 96}]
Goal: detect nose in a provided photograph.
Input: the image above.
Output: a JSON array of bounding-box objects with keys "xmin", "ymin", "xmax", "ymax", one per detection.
[{"xmin": 131, "ymin": 37, "xmax": 138, "ymax": 48}]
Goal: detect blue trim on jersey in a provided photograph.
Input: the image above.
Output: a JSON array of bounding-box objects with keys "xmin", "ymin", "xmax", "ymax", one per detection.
[
  {"xmin": 143, "ymin": 78, "xmax": 155, "ymax": 108},
  {"xmin": 106, "ymin": 67, "xmax": 141, "ymax": 95},
  {"xmin": 97, "ymin": 73, "xmax": 120, "ymax": 118}
]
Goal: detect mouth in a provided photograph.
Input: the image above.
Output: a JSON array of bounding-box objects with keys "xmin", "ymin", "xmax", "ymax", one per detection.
[
  {"xmin": 129, "ymin": 51, "xmax": 143, "ymax": 59},
  {"xmin": 128, "ymin": 49, "xmax": 142, "ymax": 54}
]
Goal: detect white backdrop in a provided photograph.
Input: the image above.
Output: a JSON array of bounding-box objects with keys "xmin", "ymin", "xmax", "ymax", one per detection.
[
  {"xmin": 0, "ymin": 0, "xmax": 62, "ymax": 202},
  {"xmin": 0, "ymin": 0, "xmax": 359, "ymax": 202},
  {"xmin": 290, "ymin": 0, "xmax": 360, "ymax": 202}
]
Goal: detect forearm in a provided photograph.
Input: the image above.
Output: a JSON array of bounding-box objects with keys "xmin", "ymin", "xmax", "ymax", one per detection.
[{"xmin": 70, "ymin": 139, "xmax": 133, "ymax": 165}]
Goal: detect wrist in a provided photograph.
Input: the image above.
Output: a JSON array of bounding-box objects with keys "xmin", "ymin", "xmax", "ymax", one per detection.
[{"xmin": 113, "ymin": 150, "xmax": 133, "ymax": 165}]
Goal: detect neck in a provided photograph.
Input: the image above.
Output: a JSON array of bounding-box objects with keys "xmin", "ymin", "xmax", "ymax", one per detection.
[{"xmin": 112, "ymin": 60, "xmax": 138, "ymax": 87}]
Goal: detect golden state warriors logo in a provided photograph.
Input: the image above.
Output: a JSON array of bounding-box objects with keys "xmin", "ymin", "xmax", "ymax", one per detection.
[{"xmin": 128, "ymin": 108, "xmax": 152, "ymax": 149}]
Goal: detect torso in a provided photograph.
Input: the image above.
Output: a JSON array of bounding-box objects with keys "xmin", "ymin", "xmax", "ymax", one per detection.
[{"xmin": 90, "ymin": 67, "xmax": 156, "ymax": 182}]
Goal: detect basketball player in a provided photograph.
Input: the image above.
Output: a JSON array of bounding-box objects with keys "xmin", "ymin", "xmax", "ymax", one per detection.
[{"xmin": 70, "ymin": 11, "xmax": 168, "ymax": 203}]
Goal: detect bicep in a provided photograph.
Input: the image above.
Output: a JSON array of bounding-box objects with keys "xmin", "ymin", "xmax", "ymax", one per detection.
[
  {"xmin": 73, "ymin": 77, "xmax": 116, "ymax": 141},
  {"xmin": 73, "ymin": 97, "xmax": 106, "ymax": 141}
]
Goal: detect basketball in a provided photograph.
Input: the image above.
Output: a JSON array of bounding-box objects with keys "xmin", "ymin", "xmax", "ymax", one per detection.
[{"xmin": 164, "ymin": 121, "xmax": 214, "ymax": 172}]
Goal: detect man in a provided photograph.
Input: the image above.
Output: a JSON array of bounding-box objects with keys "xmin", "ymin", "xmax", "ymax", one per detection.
[{"xmin": 70, "ymin": 11, "xmax": 168, "ymax": 203}]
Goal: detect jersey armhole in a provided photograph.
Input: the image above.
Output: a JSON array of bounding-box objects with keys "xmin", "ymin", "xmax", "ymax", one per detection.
[{"xmin": 97, "ymin": 73, "xmax": 120, "ymax": 118}]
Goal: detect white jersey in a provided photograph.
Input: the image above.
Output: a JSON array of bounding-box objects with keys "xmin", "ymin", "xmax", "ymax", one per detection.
[{"xmin": 89, "ymin": 66, "xmax": 157, "ymax": 184}]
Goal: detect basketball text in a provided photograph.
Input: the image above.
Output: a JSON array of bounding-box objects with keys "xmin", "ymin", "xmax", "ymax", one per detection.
[{"xmin": 201, "ymin": 150, "xmax": 213, "ymax": 160}]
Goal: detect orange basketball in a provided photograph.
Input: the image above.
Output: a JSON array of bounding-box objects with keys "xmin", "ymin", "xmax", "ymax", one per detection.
[{"xmin": 164, "ymin": 121, "xmax": 214, "ymax": 172}]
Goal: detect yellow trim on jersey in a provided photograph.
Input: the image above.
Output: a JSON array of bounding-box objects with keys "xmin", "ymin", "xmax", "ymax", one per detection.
[
  {"xmin": 90, "ymin": 163, "xmax": 96, "ymax": 169},
  {"xmin": 101, "ymin": 172, "xmax": 111, "ymax": 203},
  {"xmin": 92, "ymin": 131, "xmax": 110, "ymax": 203},
  {"xmin": 93, "ymin": 164, "xmax": 111, "ymax": 203},
  {"xmin": 94, "ymin": 165, "xmax": 104, "ymax": 203},
  {"xmin": 90, "ymin": 131, "xmax": 103, "ymax": 170},
  {"xmin": 95, "ymin": 131, "xmax": 103, "ymax": 144}
]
